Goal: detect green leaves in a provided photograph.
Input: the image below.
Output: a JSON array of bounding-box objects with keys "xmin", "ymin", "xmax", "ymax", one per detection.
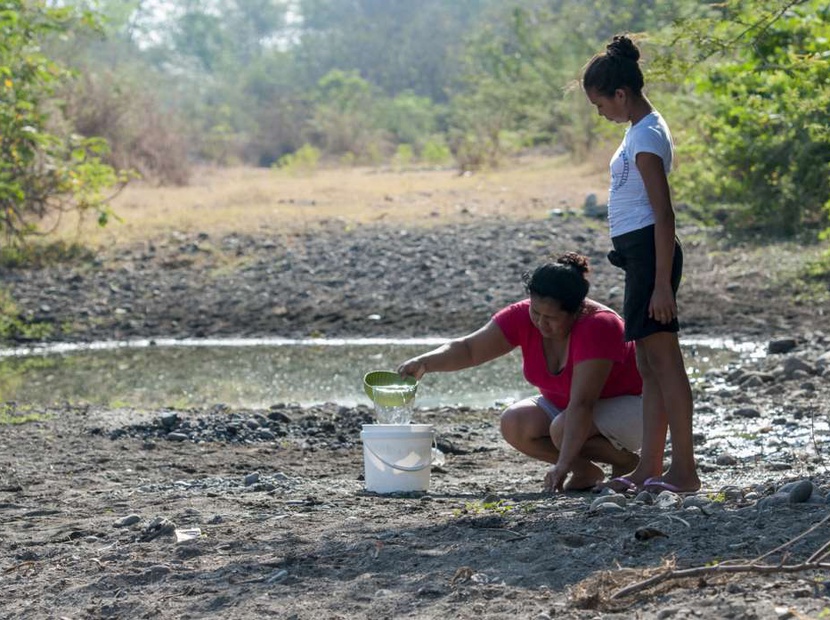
[
  {"xmin": 671, "ymin": 0, "xmax": 830, "ymax": 237},
  {"xmin": 0, "ymin": 1, "xmax": 124, "ymax": 244}
]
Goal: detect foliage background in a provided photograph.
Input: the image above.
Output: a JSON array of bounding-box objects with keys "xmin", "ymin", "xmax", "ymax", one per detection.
[{"xmin": 1, "ymin": 0, "xmax": 828, "ymax": 241}]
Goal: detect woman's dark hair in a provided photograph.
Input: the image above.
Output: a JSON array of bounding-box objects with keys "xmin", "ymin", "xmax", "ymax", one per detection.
[
  {"xmin": 522, "ymin": 252, "xmax": 590, "ymax": 313},
  {"xmin": 582, "ymin": 34, "xmax": 644, "ymax": 98}
]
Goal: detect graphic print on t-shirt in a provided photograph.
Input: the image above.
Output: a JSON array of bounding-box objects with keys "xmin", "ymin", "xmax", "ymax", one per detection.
[{"xmin": 611, "ymin": 147, "xmax": 630, "ymax": 191}]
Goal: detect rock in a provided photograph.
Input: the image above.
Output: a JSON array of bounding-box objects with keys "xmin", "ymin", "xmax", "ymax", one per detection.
[
  {"xmin": 590, "ymin": 494, "xmax": 627, "ymax": 512},
  {"xmin": 655, "ymin": 491, "xmax": 683, "ymax": 509},
  {"xmin": 140, "ymin": 516, "xmax": 177, "ymax": 541},
  {"xmin": 244, "ymin": 472, "xmax": 261, "ymax": 486},
  {"xmin": 634, "ymin": 491, "xmax": 654, "ymax": 505},
  {"xmin": 635, "ymin": 526, "xmax": 668, "ymax": 541},
  {"xmin": 757, "ymin": 493, "xmax": 790, "ymax": 509},
  {"xmin": 719, "ymin": 486, "xmax": 744, "ymax": 501},
  {"xmin": 716, "ymin": 453, "xmax": 738, "ymax": 466},
  {"xmin": 733, "ymin": 407, "xmax": 761, "ymax": 419},
  {"xmin": 159, "ymin": 412, "xmax": 179, "ymax": 430},
  {"xmin": 167, "ymin": 432, "xmax": 189, "ymax": 442},
  {"xmin": 768, "ymin": 338, "xmax": 797, "ymax": 354},
  {"xmin": 682, "ymin": 495, "xmax": 713, "ymax": 509},
  {"xmin": 780, "ymin": 357, "xmax": 815, "ymax": 379},
  {"xmin": 265, "ymin": 569, "xmax": 289, "ymax": 584},
  {"xmin": 114, "ymin": 514, "xmax": 141, "ymax": 528},
  {"xmin": 582, "ymin": 194, "xmax": 607, "ymax": 218},
  {"xmin": 784, "ymin": 479, "xmax": 815, "ymax": 503}
]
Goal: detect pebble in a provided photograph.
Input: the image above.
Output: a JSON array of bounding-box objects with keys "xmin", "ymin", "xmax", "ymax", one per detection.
[
  {"xmin": 716, "ymin": 453, "xmax": 738, "ymax": 466},
  {"xmin": 159, "ymin": 412, "xmax": 179, "ymax": 430},
  {"xmin": 113, "ymin": 514, "xmax": 141, "ymax": 528},
  {"xmin": 655, "ymin": 491, "xmax": 683, "ymax": 509},
  {"xmin": 265, "ymin": 569, "xmax": 289, "ymax": 584},
  {"xmin": 634, "ymin": 491, "xmax": 654, "ymax": 505},
  {"xmin": 589, "ymin": 494, "xmax": 626, "ymax": 512}
]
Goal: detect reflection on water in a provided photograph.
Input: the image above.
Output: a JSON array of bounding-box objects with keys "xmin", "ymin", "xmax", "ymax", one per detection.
[{"xmin": 0, "ymin": 337, "xmax": 762, "ymax": 410}]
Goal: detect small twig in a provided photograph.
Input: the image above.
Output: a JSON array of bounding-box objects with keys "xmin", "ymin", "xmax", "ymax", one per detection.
[
  {"xmin": 3, "ymin": 561, "xmax": 36, "ymax": 574},
  {"xmin": 752, "ymin": 512, "xmax": 830, "ymax": 565},
  {"xmin": 479, "ymin": 527, "xmax": 529, "ymax": 540},
  {"xmin": 807, "ymin": 538, "xmax": 830, "ymax": 564},
  {"xmin": 611, "ymin": 561, "xmax": 830, "ymax": 600}
]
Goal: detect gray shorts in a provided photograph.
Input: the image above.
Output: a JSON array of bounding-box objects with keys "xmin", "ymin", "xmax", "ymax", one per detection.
[{"xmin": 531, "ymin": 394, "xmax": 643, "ymax": 453}]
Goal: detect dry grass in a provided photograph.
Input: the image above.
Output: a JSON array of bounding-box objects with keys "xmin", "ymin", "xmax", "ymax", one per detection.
[{"xmin": 49, "ymin": 155, "xmax": 610, "ymax": 249}]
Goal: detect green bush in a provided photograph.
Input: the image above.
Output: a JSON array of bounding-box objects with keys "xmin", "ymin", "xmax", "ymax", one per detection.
[
  {"xmin": 0, "ymin": 288, "xmax": 52, "ymax": 342},
  {"xmin": 671, "ymin": 1, "xmax": 830, "ymax": 238},
  {"xmin": 421, "ymin": 136, "xmax": 452, "ymax": 165},
  {"xmin": 275, "ymin": 144, "xmax": 321, "ymax": 175},
  {"xmin": 0, "ymin": 2, "xmax": 127, "ymax": 243},
  {"xmin": 392, "ymin": 144, "xmax": 414, "ymax": 168}
]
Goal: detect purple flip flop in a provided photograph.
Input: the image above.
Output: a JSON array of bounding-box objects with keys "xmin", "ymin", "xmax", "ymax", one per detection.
[{"xmin": 642, "ymin": 477, "xmax": 699, "ymax": 495}]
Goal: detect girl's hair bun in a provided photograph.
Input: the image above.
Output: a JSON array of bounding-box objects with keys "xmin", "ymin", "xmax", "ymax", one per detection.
[{"xmin": 607, "ymin": 34, "xmax": 640, "ymax": 62}]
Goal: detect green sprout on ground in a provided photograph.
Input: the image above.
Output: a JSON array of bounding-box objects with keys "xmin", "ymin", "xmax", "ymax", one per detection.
[{"xmin": 454, "ymin": 499, "xmax": 521, "ymax": 517}]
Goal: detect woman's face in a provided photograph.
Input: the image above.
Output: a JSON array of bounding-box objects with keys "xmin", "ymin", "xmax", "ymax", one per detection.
[
  {"xmin": 529, "ymin": 295, "xmax": 575, "ymax": 339},
  {"xmin": 586, "ymin": 87, "xmax": 628, "ymax": 124}
]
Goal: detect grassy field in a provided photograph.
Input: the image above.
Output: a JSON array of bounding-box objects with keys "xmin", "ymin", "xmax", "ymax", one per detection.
[{"xmin": 52, "ymin": 155, "xmax": 611, "ymax": 248}]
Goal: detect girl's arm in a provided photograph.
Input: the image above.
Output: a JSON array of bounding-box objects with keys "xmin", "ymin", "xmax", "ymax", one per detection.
[
  {"xmin": 637, "ymin": 151, "xmax": 677, "ymax": 324},
  {"xmin": 397, "ymin": 320, "xmax": 514, "ymax": 380}
]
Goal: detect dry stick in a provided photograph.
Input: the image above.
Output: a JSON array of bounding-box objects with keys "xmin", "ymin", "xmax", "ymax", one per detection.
[
  {"xmin": 751, "ymin": 512, "xmax": 830, "ymax": 565},
  {"xmin": 611, "ymin": 513, "xmax": 830, "ymax": 600},
  {"xmin": 611, "ymin": 561, "xmax": 830, "ymax": 600}
]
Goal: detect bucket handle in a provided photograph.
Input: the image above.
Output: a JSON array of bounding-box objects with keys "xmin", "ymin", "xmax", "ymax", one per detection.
[{"xmin": 365, "ymin": 444, "xmax": 432, "ymax": 472}]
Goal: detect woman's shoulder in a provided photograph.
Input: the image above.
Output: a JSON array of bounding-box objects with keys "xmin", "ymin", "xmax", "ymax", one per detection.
[
  {"xmin": 574, "ymin": 300, "xmax": 625, "ymax": 333},
  {"xmin": 493, "ymin": 298, "xmax": 531, "ymax": 323},
  {"xmin": 580, "ymin": 300, "xmax": 623, "ymax": 322}
]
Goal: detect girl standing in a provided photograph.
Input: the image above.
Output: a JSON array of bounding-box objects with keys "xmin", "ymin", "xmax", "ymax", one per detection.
[{"xmin": 582, "ymin": 34, "xmax": 700, "ymax": 494}]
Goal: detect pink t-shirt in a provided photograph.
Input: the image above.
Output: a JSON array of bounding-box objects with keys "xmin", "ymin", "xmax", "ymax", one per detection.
[{"xmin": 493, "ymin": 299, "xmax": 642, "ymax": 410}]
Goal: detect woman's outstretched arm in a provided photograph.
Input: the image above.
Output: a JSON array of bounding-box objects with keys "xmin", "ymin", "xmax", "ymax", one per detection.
[{"xmin": 397, "ymin": 320, "xmax": 514, "ymax": 380}]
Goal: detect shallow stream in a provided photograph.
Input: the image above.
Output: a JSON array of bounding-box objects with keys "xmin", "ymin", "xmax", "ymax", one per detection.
[{"xmin": 0, "ymin": 336, "xmax": 763, "ymax": 410}]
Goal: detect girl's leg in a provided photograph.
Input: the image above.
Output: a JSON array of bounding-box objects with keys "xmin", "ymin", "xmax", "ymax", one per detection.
[
  {"xmin": 500, "ymin": 399, "xmax": 559, "ymax": 463},
  {"xmin": 638, "ymin": 331, "xmax": 700, "ymax": 491},
  {"xmin": 631, "ymin": 341, "xmax": 669, "ymax": 482}
]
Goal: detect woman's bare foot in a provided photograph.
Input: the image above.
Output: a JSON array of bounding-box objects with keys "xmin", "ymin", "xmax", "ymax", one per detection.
[{"xmin": 563, "ymin": 462, "xmax": 605, "ymax": 491}]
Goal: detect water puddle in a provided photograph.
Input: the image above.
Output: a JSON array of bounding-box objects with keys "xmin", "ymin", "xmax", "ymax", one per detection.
[{"xmin": 0, "ymin": 336, "xmax": 764, "ymax": 409}]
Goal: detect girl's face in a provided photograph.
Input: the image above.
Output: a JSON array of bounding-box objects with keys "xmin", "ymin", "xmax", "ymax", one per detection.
[
  {"xmin": 528, "ymin": 295, "xmax": 575, "ymax": 339},
  {"xmin": 586, "ymin": 88, "xmax": 628, "ymax": 124}
]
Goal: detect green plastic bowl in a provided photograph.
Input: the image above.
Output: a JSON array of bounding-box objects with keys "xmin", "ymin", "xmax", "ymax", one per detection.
[{"xmin": 363, "ymin": 370, "xmax": 418, "ymax": 406}]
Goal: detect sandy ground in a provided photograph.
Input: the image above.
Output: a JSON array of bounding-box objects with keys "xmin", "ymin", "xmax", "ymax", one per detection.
[{"xmin": 1, "ymin": 163, "xmax": 830, "ymax": 619}]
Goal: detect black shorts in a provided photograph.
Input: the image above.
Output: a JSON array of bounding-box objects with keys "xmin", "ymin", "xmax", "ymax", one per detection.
[{"xmin": 608, "ymin": 224, "xmax": 683, "ymax": 342}]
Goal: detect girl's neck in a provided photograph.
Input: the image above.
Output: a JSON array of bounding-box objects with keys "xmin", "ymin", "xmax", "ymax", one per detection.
[{"xmin": 629, "ymin": 96, "xmax": 654, "ymax": 125}]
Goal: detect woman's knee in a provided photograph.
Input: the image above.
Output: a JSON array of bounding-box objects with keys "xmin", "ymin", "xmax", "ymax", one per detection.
[
  {"xmin": 499, "ymin": 403, "xmax": 549, "ymax": 443},
  {"xmin": 499, "ymin": 406, "xmax": 523, "ymax": 442}
]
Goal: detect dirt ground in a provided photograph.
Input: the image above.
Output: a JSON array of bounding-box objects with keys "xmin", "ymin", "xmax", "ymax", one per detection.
[{"xmin": 2, "ymin": 164, "xmax": 830, "ymax": 619}]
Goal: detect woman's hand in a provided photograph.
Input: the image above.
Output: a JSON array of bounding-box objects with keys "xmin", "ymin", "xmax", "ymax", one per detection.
[
  {"xmin": 543, "ymin": 464, "xmax": 568, "ymax": 493},
  {"xmin": 397, "ymin": 358, "xmax": 427, "ymax": 380},
  {"xmin": 648, "ymin": 282, "xmax": 677, "ymax": 324}
]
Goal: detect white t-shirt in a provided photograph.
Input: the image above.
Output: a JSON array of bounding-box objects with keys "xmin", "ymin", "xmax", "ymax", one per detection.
[{"xmin": 607, "ymin": 111, "xmax": 673, "ymax": 238}]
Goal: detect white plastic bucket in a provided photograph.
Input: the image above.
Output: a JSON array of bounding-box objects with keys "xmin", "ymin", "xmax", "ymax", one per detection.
[{"xmin": 360, "ymin": 424, "xmax": 434, "ymax": 493}]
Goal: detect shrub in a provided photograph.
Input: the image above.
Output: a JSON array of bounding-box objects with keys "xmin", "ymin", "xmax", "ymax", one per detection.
[
  {"xmin": 421, "ymin": 136, "xmax": 452, "ymax": 165},
  {"xmin": 275, "ymin": 144, "xmax": 321, "ymax": 175},
  {"xmin": 0, "ymin": 3, "xmax": 127, "ymax": 243}
]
